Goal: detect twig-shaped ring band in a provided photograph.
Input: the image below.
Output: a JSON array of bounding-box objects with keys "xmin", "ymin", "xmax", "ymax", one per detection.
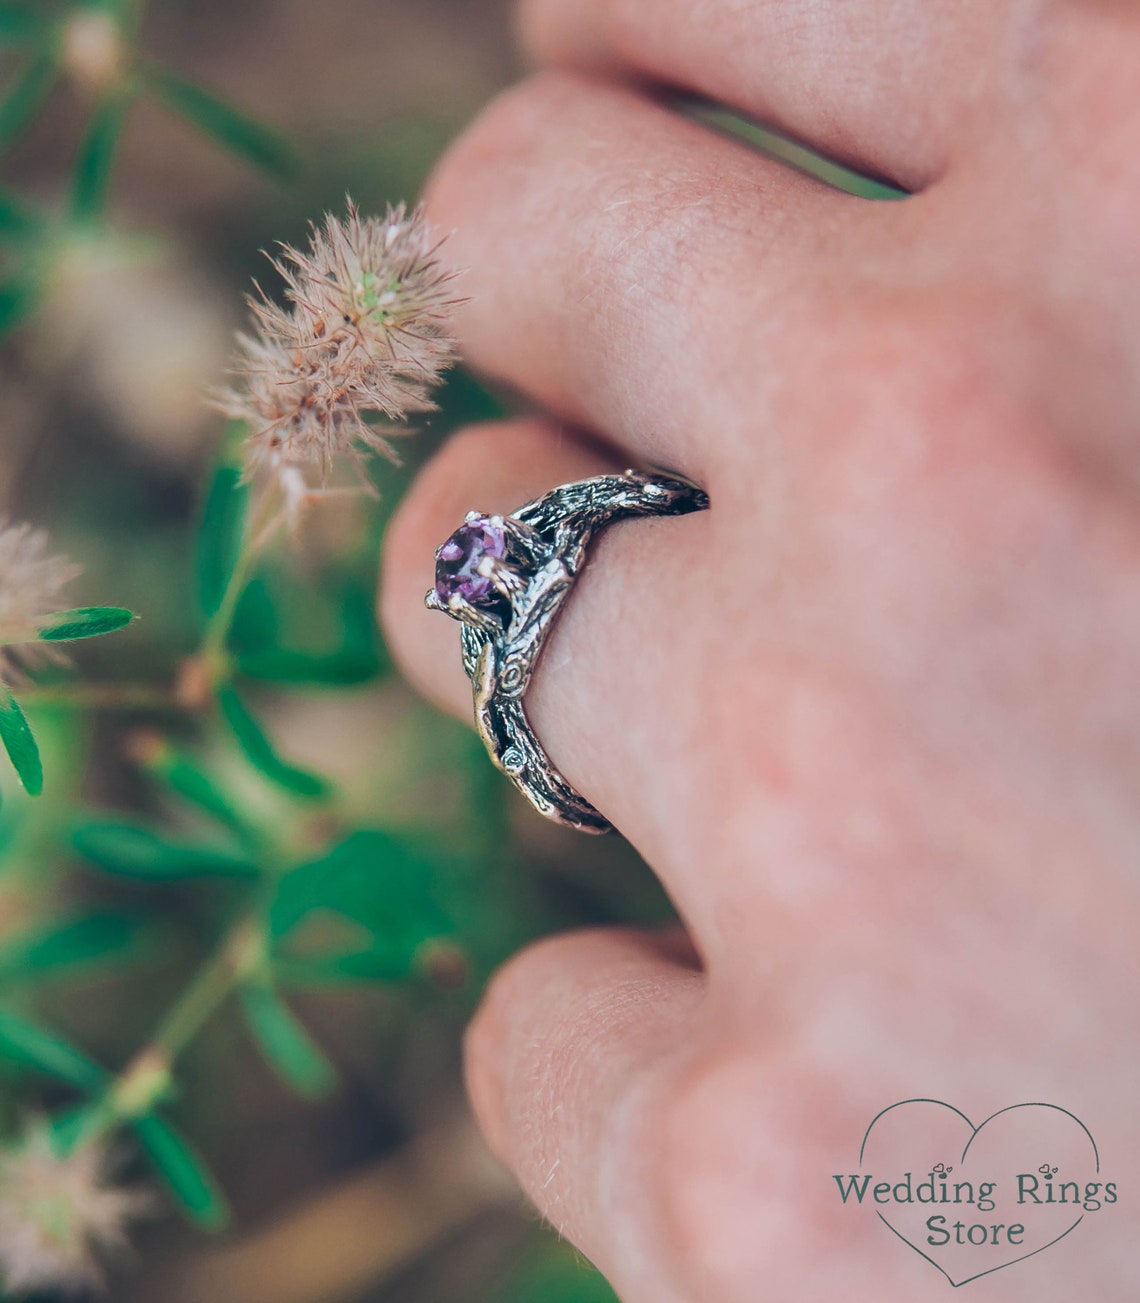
[{"xmin": 425, "ymin": 469, "xmax": 709, "ymax": 833}]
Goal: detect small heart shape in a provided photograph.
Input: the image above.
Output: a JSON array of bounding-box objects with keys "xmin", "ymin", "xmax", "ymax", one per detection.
[{"xmin": 854, "ymin": 1099, "xmax": 1100, "ymax": 1286}]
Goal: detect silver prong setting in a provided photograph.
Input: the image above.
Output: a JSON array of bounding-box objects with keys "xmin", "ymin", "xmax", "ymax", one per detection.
[
  {"xmin": 446, "ymin": 591, "xmax": 500, "ymax": 634},
  {"xmin": 425, "ymin": 472, "xmax": 709, "ymax": 834},
  {"xmin": 476, "ymin": 554, "xmax": 528, "ymax": 599}
]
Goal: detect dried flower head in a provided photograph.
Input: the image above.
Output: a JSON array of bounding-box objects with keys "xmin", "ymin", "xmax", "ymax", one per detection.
[
  {"xmin": 0, "ymin": 520, "xmax": 80, "ymax": 686},
  {"xmin": 218, "ymin": 199, "xmax": 462, "ymax": 525},
  {"xmin": 0, "ymin": 1122, "xmax": 150, "ymax": 1296}
]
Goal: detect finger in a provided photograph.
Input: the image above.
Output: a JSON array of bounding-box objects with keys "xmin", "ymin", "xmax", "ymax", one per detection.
[
  {"xmin": 520, "ymin": 0, "xmax": 1029, "ymax": 191},
  {"xmin": 464, "ymin": 925, "xmax": 707, "ymax": 1299},
  {"xmin": 379, "ymin": 418, "xmax": 721, "ymax": 938},
  {"xmin": 423, "ymin": 70, "xmax": 887, "ymax": 487}
]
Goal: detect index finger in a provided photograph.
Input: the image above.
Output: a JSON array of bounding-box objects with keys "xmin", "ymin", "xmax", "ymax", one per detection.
[{"xmin": 423, "ymin": 70, "xmax": 890, "ymax": 489}]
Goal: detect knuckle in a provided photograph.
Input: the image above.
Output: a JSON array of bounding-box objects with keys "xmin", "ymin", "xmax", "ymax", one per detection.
[{"xmin": 654, "ymin": 1045, "xmax": 865, "ymax": 1299}]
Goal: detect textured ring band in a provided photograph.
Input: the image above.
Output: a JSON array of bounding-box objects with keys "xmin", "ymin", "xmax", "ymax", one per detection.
[{"xmin": 425, "ymin": 469, "xmax": 710, "ymax": 833}]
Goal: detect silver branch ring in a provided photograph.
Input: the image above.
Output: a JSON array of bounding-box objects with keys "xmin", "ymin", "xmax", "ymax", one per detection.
[{"xmin": 425, "ymin": 469, "xmax": 710, "ymax": 833}]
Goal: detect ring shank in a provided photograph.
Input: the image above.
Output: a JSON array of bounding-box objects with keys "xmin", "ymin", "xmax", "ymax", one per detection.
[{"xmin": 455, "ymin": 470, "xmax": 709, "ymax": 834}]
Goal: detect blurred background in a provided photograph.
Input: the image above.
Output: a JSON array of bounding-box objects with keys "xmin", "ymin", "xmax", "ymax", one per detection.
[{"xmin": 0, "ymin": 2, "xmax": 677, "ymax": 1299}]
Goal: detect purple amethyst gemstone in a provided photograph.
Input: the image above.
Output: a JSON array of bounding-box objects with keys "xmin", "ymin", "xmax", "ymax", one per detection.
[{"xmin": 434, "ymin": 515, "xmax": 508, "ymax": 606}]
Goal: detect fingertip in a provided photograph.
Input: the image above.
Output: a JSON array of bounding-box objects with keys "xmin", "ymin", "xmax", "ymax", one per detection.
[
  {"xmin": 460, "ymin": 925, "xmax": 706, "ymax": 1270},
  {"xmin": 462, "ymin": 965, "xmax": 511, "ymax": 1161},
  {"xmin": 377, "ymin": 463, "xmax": 471, "ymax": 719}
]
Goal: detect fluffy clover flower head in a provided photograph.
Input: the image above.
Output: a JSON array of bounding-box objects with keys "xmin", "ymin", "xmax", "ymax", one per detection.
[
  {"xmin": 0, "ymin": 519, "xmax": 80, "ymax": 685},
  {"xmin": 0, "ymin": 1122, "xmax": 150, "ymax": 1296},
  {"xmin": 218, "ymin": 199, "xmax": 462, "ymax": 520}
]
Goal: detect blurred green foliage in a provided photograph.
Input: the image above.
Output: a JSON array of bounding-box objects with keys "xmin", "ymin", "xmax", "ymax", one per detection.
[{"xmin": 0, "ymin": 5, "xmax": 663, "ymax": 1299}]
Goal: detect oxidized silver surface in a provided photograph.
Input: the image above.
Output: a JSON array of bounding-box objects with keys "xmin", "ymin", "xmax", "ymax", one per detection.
[{"xmin": 425, "ymin": 470, "xmax": 710, "ymax": 833}]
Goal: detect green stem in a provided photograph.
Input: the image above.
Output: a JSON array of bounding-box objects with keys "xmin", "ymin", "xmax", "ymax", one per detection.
[
  {"xmin": 198, "ymin": 485, "xmax": 277, "ymax": 676},
  {"xmin": 198, "ymin": 539, "xmax": 255, "ymax": 671},
  {"xmin": 78, "ymin": 912, "xmax": 266, "ymax": 1144},
  {"xmin": 49, "ymin": 480, "xmax": 287, "ymax": 1147},
  {"xmin": 151, "ymin": 914, "xmax": 263, "ymax": 1060}
]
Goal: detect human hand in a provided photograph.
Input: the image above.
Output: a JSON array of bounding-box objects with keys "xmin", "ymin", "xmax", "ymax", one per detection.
[{"xmin": 380, "ymin": 2, "xmax": 1140, "ymax": 1298}]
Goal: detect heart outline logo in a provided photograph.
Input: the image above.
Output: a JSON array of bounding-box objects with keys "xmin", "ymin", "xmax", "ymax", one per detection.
[{"xmin": 858, "ymin": 1099, "xmax": 1100, "ymax": 1287}]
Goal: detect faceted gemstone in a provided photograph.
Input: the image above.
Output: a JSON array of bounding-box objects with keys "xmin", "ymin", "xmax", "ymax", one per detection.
[{"xmin": 434, "ymin": 515, "xmax": 507, "ymax": 606}]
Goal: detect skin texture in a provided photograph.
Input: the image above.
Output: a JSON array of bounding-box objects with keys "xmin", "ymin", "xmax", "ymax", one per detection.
[{"xmin": 379, "ymin": 1, "xmax": 1140, "ymax": 1298}]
